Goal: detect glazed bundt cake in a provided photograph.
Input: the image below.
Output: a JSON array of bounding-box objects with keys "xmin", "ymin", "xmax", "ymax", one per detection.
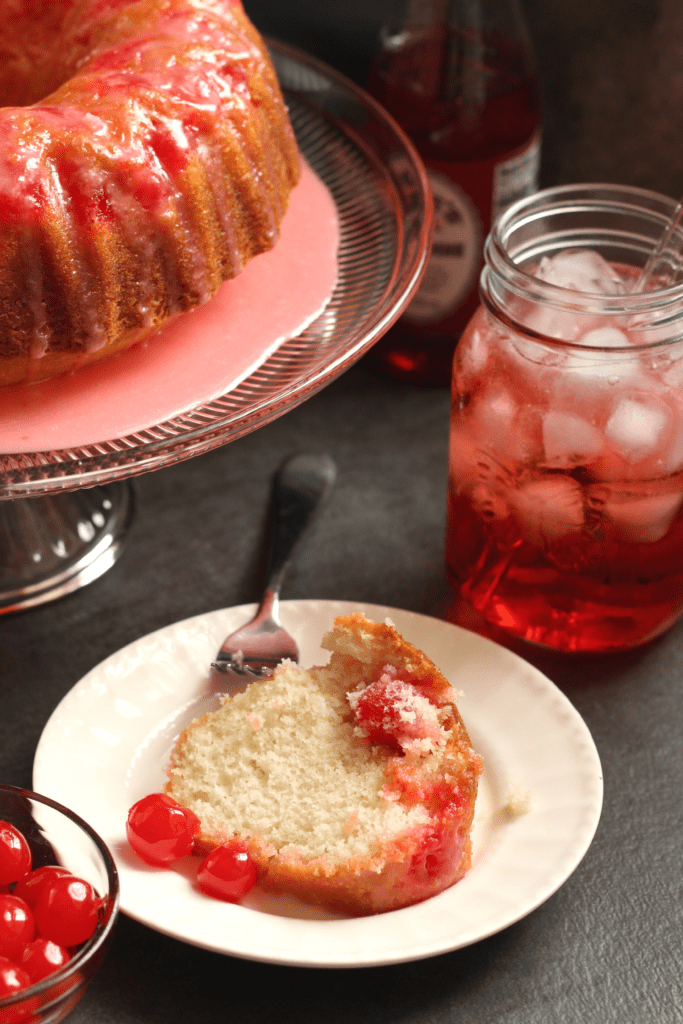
[
  {"xmin": 0, "ymin": 0, "xmax": 300, "ymax": 386},
  {"xmin": 165, "ymin": 614, "xmax": 483, "ymax": 916}
]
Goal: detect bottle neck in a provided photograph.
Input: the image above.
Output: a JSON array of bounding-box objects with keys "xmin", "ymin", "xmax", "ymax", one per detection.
[
  {"xmin": 384, "ymin": 0, "xmax": 537, "ymax": 57},
  {"xmin": 370, "ymin": 0, "xmax": 540, "ymax": 150}
]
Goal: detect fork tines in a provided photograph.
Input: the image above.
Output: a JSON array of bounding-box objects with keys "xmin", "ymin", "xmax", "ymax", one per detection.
[{"xmin": 211, "ymin": 655, "xmax": 277, "ymax": 678}]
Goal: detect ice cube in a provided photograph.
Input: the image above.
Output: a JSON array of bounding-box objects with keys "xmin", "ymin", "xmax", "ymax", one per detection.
[
  {"xmin": 549, "ymin": 350, "xmax": 642, "ymax": 428},
  {"xmin": 535, "ymin": 249, "xmax": 627, "ymax": 295},
  {"xmin": 559, "ymin": 352, "xmax": 641, "ymax": 389},
  {"xmin": 542, "ymin": 411, "xmax": 605, "ymax": 467},
  {"xmin": 549, "ymin": 325, "xmax": 642, "ymax": 395},
  {"xmin": 510, "ymin": 475, "xmax": 585, "ymax": 544},
  {"xmin": 661, "ymin": 423, "xmax": 683, "ymax": 475},
  {"xmin": 580, "ymin": 327, "xmax": 630, "ymax": 348},
  {"xmin": 662, "ymin": 356, "xmax": 683, "ymax": 390},
  {"xmin": 469, "ymin": 389, "xmax": 518, "ymax": 450},
  {"xmin": 463, "ymin": 328, "xmax": 488, "ymax": 376},
  {"xmin": 524, "ymin": 304, "xmax": 597, "ymax": 343},
  {"xmin": 449, "ymin": 430, "xmax": 511, "ymax": 520},
  {"xmin": 641, "ymin": 363, "xmax": 683, "ymax": 472},
  {"xmin": 455, "ymin": 326, "xmax": 492, "ymax": 393},
  {"xmin": 602, "ymin": 489, "xmax": 683, "ymax": 543},
  {"xmin": 471, "ymin": 387, "xmax": 543, "ymax": 467},
  {"xmin": 605, "ymin": 398, "xmax": 670, "ymax": 462}
]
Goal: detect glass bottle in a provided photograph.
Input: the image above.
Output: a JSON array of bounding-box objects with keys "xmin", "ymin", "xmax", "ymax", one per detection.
[{"xmin": 366, "ymin": 0, "xmax": 542, "ymax": 385}]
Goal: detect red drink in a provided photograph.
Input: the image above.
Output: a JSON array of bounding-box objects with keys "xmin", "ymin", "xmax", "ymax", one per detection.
[
  {"xmin": 367, "ymin": 21, "xmax": 541, "ymax": 385},
  {"xmin": 445, "ymin": 185, "xmax": 683, "ymax": 652},
  {"xmin": 447, "ymin": 310, "xmax": 683, "ymax": 652}
]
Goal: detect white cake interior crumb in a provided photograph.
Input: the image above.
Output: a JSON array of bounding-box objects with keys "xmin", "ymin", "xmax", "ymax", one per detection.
[{"xmin": 167, "ymin": 660, "xmax": 431, "ymax": 860}]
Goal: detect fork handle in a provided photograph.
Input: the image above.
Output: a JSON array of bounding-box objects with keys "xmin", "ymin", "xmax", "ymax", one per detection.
[{"xmin": 264, "ymin": 452, "xmax": 336, "ymax": 598}]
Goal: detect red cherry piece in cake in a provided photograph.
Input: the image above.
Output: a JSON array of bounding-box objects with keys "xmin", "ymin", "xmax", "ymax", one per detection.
[
  {"xmin": 197, "ymin": 842, "xmax": 257, "ymax": 902},
  {"xmin": 352, "ymin": 671, "xmax": 447, "ymax": 753},
  {"xmin": 0, "ymin": 822, "xmax": 32, "ymax": 886},
  {"xmin": 13, "ymin": 866, "xmax": 73, "ymax": 910},
  {"xmin": 126, "ymin": 793, "xmax": 201, "ymax": 866},
  {"xmin": 21, "ymin": 937, "xmax": 71, "ymax": 983},
  {"xmin": 33, "ymin": 876, "xmax": 100, "ymax": 948},
  {"xmin": 0, "ymin": 895, "xmax": 35, "ymax": 961}
]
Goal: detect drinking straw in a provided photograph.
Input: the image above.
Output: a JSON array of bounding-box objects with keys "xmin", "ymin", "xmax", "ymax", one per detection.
[{"xmin": 632, "ymin": 198, "xmax": 683, "ymax": 292}]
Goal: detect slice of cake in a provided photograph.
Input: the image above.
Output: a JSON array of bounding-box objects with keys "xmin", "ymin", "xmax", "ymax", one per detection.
[{"xmin": 165, "ymin": 613, "xmax": 482, "ymax": 915}]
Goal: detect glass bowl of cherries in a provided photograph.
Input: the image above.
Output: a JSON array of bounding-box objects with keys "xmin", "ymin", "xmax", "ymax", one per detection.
[{"xmin": 0, "ymin": 783, "xmax": 119, "ymax": 1024}]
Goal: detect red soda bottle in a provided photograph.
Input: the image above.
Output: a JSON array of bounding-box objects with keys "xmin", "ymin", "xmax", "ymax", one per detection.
[{"xmin": 366, "ymin": 0, "xmax": 542, "ymax": 385}]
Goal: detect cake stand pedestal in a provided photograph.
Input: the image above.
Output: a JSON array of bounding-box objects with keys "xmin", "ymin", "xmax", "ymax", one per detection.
[
  {"xmin": 0, "ymin": 483, "xmax": 133, "ymax": 613},
  {"xmin": 0, "ymin": 40, "xmax": 433, "ymax": 614}
]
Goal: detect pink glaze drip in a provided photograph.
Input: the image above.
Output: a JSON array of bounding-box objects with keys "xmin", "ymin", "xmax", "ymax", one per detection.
[
  {"xmin": 0, "ymin": 159, "xmax": 338, "ymax": 453},
  {"xmin": 350, "ymin": 668, "xmax": 448, "ymax": 754}
]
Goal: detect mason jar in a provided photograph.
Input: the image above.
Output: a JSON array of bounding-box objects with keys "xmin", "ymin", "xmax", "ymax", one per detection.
[{"xmin": 446, "ymin": 183, "xmax": 683, "ymax": 652}]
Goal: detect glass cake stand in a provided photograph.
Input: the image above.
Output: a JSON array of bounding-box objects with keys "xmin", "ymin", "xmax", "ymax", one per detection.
[{"xmin": 0, "ymin": 40, "xmax": 433, "ymax": 613}]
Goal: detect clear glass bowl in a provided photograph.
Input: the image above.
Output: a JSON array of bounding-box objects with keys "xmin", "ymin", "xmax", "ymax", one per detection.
[{"xmin": 0, "ymin": 784, "xmax": 119, "ymax": 1023}]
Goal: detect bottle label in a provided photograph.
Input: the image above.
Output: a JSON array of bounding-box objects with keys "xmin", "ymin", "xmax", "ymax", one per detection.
[
  {"xmin": 491, "ymin": 131, "xmax": 542, "ymax": 222},
  {"xmin": 404, "ymin": 133, "xmax": 541, "ymax": 328},
  {"xmin": 405, "ymin": 171, "xmax": 482, "ymax": 325}
]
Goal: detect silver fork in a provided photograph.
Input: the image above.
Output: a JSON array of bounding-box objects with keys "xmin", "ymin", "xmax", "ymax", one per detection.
[{"xmin": 210, "ymin": 451, "xmax": 336, "ymax": 688}]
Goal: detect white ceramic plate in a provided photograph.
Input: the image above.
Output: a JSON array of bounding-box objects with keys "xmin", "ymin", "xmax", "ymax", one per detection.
[{"xmin": 34, "ymin": 600, "xmax": 603, "ymax": 968}]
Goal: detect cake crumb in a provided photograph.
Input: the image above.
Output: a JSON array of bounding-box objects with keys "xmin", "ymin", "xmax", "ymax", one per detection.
[{"xmin": 505, "ymin": 784, "xmax": 533, "ymax": 817}]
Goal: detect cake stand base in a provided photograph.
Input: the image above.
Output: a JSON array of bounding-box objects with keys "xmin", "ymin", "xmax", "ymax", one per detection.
[{"xmin": 0, "ymin": 482, "xmax": 134, "ymax": 614}]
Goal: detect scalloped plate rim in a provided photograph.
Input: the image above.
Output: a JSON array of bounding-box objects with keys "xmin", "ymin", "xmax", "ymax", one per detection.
[{"xmin": 33, "ymin": 599, "xmax": 603, "ymax": 968}]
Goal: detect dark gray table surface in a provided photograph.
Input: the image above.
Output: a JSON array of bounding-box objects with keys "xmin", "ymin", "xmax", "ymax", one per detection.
[
  {"xmin": 2, "ymin": 361, "xmax": 682, "ymax": 1024},
  {"xmin": 2, "ymin": 2, "xmax": 683, "ymax": 1021}
]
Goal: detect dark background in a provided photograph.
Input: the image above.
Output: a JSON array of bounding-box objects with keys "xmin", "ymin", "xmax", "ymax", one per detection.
[{"xmin": 244, "ymin": 0, "xmax": 683, "ymax": 200}]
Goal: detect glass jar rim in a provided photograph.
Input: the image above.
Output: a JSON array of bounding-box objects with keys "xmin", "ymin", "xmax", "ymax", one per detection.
[{"xmin": 485, "ymin": 183, "xmax": 683, "ymax": 324}]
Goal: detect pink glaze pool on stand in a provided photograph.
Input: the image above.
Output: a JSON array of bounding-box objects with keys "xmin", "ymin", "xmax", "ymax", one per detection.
[{"xmin": 0, "ymin": 159, "xmax": 338, "ymax": 454}]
